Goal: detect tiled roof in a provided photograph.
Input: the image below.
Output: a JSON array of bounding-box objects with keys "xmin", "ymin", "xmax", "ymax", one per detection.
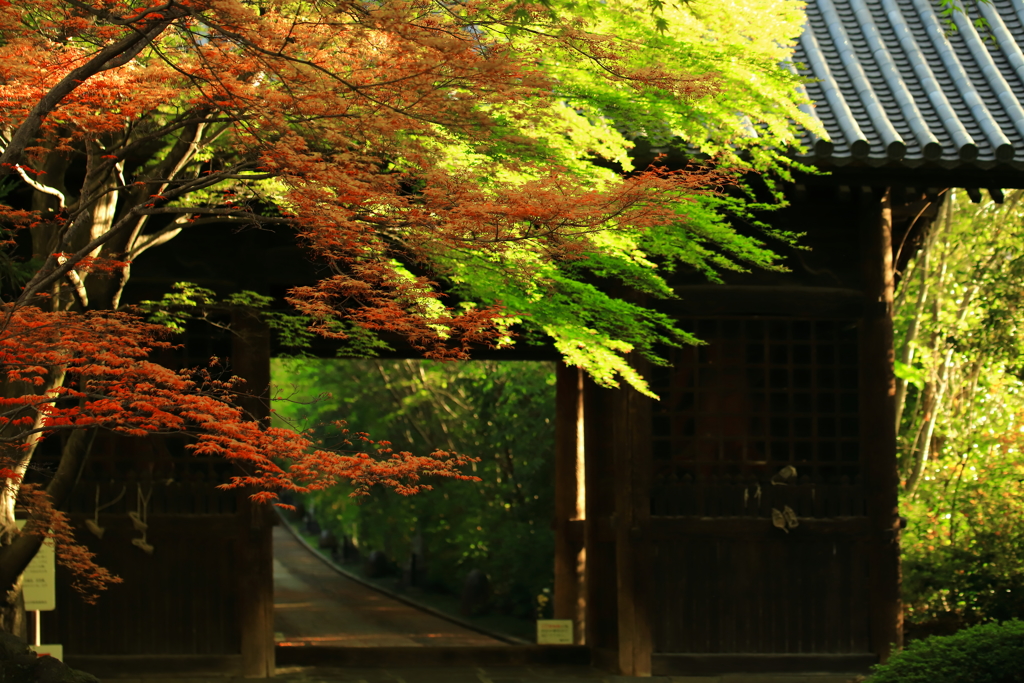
[{"xmin": 794, "ymin": 0, "xmax": 1024, "ymax": 168}]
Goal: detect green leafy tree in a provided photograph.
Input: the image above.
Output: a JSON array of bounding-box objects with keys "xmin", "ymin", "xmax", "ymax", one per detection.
[
  {"xmin": 895, "ymin": 190, "xmax": 1024, "ymax": 632},
  {"xmin": 273, "ymin": 358, "xmax": 557, "ymax": 621}
]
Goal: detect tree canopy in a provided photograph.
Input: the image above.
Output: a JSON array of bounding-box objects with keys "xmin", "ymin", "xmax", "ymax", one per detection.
[
  {"xmin": 1, "ymin": 0, "xmax": 817, "ymax": 390},
  {"xmin": 0, "ymin": 0, "xmax": 819, "ymax": 621}
]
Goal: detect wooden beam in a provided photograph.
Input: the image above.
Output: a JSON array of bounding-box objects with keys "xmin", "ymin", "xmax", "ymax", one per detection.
[
  {"xmin": 583, "ymin": 378, "xmax": 618, "ymax": 655},
  {"xmin": 647, "ymin": 516, "xmax": 872, "ymax": 538},
  {"xmin": 553, "ymin": 364, "xmax": 586, "ymax": 644},
  {"xmin": 660, "ymin": 286, "xmax": 865, "ymax": 317},
  {"xmin": 231, "ymin": 311, "xmax": 276, "ymax": 678},
  {"xmin": 612, "ymin": 382, "xmax": 636, "ymax": 676},
  {"xmin": 614, "ymin": 359, "xmax": 653, "ymax": 677},
  {"xmin": 230, "ymin": 309, "xmax": 272, "ymax": 422},
  {"xmin": 861, "ymin": 188, "xmax": 903, "ymax": 663}
]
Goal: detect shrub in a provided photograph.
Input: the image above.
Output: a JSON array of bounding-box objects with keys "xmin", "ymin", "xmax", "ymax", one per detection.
[
  {"xmin": 868, "ymin": 620, "xmax": 1024, "ymax": 683},
  {"xmin": 903, "ymin": 533, "xmax": 1024, "ymax": 637}
]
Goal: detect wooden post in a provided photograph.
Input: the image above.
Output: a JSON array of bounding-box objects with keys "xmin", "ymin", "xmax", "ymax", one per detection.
[
  {"xmin": 583, "ymin": 377, "xmax": 618, "ymax": 666},
  {"xmin": 231, "ymin": 310, "xmax": 276, "ymax": 678},
  {"xmin": 554, "ymin": 365, "xmax": 586, "ymax": 644},
  {"xmin": 614, "ymin": 360, "xmax": 653, "ymax": 677},
  {"xmin": 861, "ymin": 188, "xmax": 903, "ymax": 662}
]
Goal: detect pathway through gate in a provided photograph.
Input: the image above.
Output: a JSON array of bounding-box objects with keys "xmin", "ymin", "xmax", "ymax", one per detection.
[{"xmin": 273, "ymin": 525, "xmax": 506, "ymax": 648}]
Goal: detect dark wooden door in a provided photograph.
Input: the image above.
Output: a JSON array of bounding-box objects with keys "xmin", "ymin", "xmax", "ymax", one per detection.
[{"xmin": 645, "ymin": 317, "xmax": 878, "ymax": 673}]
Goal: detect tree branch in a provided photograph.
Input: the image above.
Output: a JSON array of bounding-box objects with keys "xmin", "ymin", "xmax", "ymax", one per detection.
[
  {"xmin": 17, "ymin": 163, "xmax": 265, "ymax": 304},
  {"xmin": 13, "ymin": 166, "xmax": 65, "ymax": 210},
  {"xmin": 0, "ymin": 425, "xmax": 95, "ymax": 594},
  {"xmin": 0, "ymin": 15, "xmax": 180, "ymax": 170}
]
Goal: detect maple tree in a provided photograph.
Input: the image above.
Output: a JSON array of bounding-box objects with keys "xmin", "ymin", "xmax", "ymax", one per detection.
[
  {"xmin": 0, "ymin": 305, "xmax": 478, "ymax": 635},
  {"xmin": 0, "ymin": 0, "xmax": 818, "ymax": 634}
]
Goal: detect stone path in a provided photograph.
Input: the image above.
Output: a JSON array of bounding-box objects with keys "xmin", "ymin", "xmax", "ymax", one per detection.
[{"xmin": 273, "ymin": 526, "xmax": 504, "ymax": 648}]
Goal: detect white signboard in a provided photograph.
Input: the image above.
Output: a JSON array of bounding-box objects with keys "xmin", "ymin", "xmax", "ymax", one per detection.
[
  {"xmin": 536, "ymin": 619, "xmax": 574, "ymax": 645},
  {"xmin": 16, "ymin": 521, "xmax": 55, "ymax": 611}
]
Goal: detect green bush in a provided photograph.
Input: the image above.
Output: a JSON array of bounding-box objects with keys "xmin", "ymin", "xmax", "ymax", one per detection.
[
  {"xmin": 903, "ymin": 532, "xmax": 1024, "ymax": 633},
  {"xmin": 868, "ymin": 620, "xmax": 1024, "ymax": 683},
  {"xmin": 900, "ymin": 455, "xmax": 1024, "ymax": 635}
]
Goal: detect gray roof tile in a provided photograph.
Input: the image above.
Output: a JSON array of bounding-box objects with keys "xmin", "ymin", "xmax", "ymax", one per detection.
[{"xmin": 796, "ymin": 0, "xmax": 1024, "ymax": 167}]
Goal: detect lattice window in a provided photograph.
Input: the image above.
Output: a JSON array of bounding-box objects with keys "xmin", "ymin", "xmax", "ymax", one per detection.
[{"xmin": 650, "ymin": 318, "xmax": 865, "ymax": 517}]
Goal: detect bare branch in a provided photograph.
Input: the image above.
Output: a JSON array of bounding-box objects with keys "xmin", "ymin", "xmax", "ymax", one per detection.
[
  {"xmin": 17, "ymin": 163, "xmax": 267, "ymax": 303},
  {"xmin": 13, "ymin": 165, "xmax": 65, "ymax": 210}
]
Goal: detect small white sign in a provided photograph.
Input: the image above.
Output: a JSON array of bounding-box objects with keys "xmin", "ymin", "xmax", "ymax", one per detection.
[
  {"xmin": 29, "ymin": 644, "xmax": 62, "ymax": 661},
  {"xmin": 536, "ymin": 619, "xmax": 574, "ymax": 645},
  {"xmin": 16, "ymin": 521, "xmax": 55, "ymax": 611}
]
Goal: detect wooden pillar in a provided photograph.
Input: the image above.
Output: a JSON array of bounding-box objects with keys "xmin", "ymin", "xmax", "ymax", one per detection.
[
  {"xmin": 862, "ymin": 188, "xmax": 903, "ymax": 662},
  {"xmin": 231, "ymin": 310, "xmax": 276, "ymax": 678},
  {"xmin": 553, "ymin": 364, "xmax": 585, "ymax": 644},
  {"xmin": 613, "ymin": 361, "xmax": 653, "ymax": 677},
  {"xmin": 581, "ymin": 363, "xmax": 654, "ymax": 675},
  {"xmin": 583, "ymin": 377, "xmax": 617, "ymax": 666}
]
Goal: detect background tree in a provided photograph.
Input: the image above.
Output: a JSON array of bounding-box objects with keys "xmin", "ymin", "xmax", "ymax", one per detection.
[
  {"xmin": 275, "ymin": 358, "xmax": 556, "ymax": 626},
  {"xmin": 894, "ymin": 190, "xmax": 1024, "ymax": 635}
]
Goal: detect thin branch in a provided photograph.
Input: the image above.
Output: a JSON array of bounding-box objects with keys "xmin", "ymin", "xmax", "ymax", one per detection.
[
  {"xmin": 17, "ymin": 163, "xmax": 255, "ymax": 303},
  {"xmin": 13, "ymin": 165, "xmax": 65, "ymax": 210}
]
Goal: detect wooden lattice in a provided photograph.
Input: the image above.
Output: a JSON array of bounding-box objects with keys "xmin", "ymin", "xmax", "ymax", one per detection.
[{"xmin": 650, "ymin": 318, "xmax": 865, "ymax": 517}]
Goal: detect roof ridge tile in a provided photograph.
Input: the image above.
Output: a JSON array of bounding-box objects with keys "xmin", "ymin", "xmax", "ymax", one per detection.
[
  {"xmin": 847, "ymin": 0, "xmax": 943, "ymax": 157},
  {"xmin": 818, "ymin": 0, "xmax": 907, "ymax": 158},
  {"xmin": 801, "ymin": 22, "xmax": 873, "ymax": 156}
]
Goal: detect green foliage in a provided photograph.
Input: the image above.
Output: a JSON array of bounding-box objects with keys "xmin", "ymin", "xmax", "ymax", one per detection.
[
  {"xmin": 128, "ymin": 0, "xmax": 819, "ymax": 401},
  {"xmin": 139, "ymin": 281, "xmax": 316, "ymax": 353},
  {"xmin": 272, "ymin": 358, "xmax": 556, "ymax": 620},
  {"xmin": 937, "ymin": 0, "xmax": 991, "ymax": 38},
  {"xmin": 138, "ymin": 282, "xmax": 219, "ymax": 333},
  {"xmin": 902, "ymin": 450, "xmax": 1024, "ymax": 627},
  {"xmin": 904, "ymin": 534, "xmax": 1024, "ymax": 629},
  {"xmin": 415, "ymin": 0, "xmax": 821, "ymax": 395},
  {"xmin": 895, "ymin": 190, "xmax": 1024, "ymax": 632},
  {"xmin": 867, "ymin": 620, "xmax": 1024, "ymax": 683}
]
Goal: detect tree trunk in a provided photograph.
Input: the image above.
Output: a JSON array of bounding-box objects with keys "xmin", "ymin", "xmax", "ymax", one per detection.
[
  {"xmin": 0, "ymin": 399, "xmax": 96, "ymax": 636},
  {"xmin": 894, "ymin": 230, "xmax": 933, "ymax": 431},
  {"xmin": 904, "ymin": 286, "xmax": 976, "ymax": 497},
  {"xmin": 0, "ymin": 501, "xmax": 27, "ymax": 639},
  {"xmin": 0, "ymin": 576, "xmax": 27, "ymax": 639}
]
